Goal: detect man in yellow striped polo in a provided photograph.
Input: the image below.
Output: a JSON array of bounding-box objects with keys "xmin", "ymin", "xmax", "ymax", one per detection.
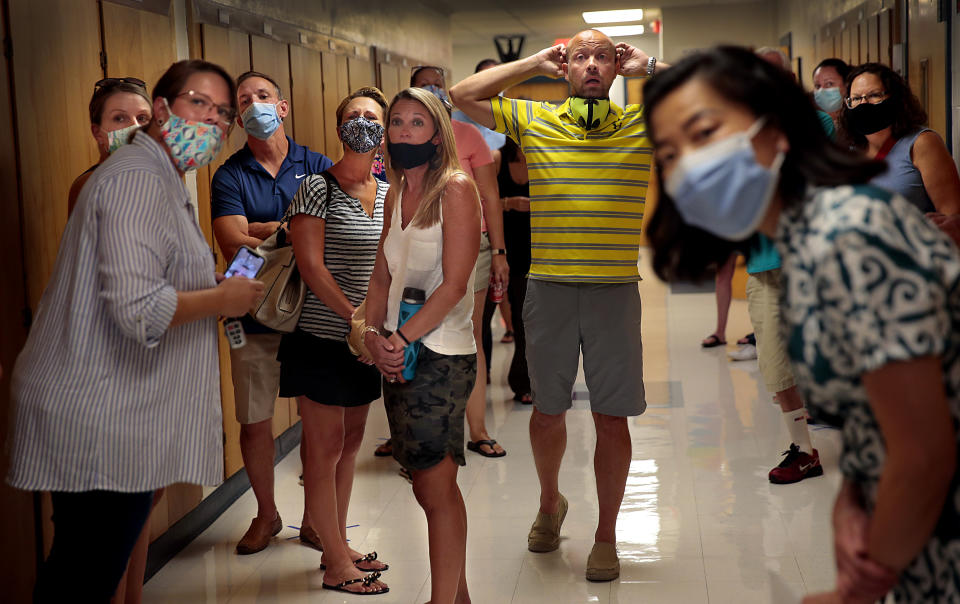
[{"xmin": 450, "ymin": 29, "xmax": 665, "ymax": 582}]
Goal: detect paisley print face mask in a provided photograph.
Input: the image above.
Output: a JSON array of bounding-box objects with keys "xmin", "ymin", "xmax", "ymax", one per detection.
[{"xmin": 339, "ymin": 116, "xmax": 385, "ymax": 154}]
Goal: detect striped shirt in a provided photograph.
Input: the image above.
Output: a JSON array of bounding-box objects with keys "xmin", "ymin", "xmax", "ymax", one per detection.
[
  {"xmin": 490, "ymin": 97, "xmax": 652, "ymax": 282},
  {"xmin": 7, "ymin": 132, "xmax": 223, "ymax": 493},
  {"xmin": 288, "ymin": 173, "xmax": 387, "ymax": 340}
]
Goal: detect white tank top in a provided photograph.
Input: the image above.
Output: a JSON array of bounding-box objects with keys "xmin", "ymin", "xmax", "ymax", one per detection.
[{"xmin": 382, "ymin": 189, "xmax": 476, "ymax": 355}]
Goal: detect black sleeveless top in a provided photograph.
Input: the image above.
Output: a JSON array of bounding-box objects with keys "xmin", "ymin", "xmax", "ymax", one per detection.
[{"xmin": 497, "ymin": 157, "xmax": 531, "ymax": 275}]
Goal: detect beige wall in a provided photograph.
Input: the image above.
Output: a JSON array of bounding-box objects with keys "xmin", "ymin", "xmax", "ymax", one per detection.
[
  {"xmin": 661, "ymin": 1, "xmax": 778, "ymax": 63},
  {"xmin": 212, "ymin": 0, "xmax": 452, "ymax": 66}
]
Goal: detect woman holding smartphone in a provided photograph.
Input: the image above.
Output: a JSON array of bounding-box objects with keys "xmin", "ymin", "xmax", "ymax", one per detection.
[
  {"xmin": 7, "ymin": 60, "xmax": 262, "ymax": 601},
  {"xmin": 364, "ymin": 87, "xmax": 481, "ymax": 604}
]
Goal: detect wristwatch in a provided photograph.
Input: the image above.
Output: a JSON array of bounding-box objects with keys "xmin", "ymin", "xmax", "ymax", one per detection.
[
  {"xmin": 646, "ymin": 56, "xmax": 657, "ymax": 77},
  {"xmin": 362, "ymin": 325, "xmax": 382, "ymax": 338},
  {"xmin": 491, "ymin": 248, "xmax": 507, "ymax": 256}
]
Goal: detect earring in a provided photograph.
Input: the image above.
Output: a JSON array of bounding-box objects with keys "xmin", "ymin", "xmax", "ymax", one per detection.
[{"xmin": 156, "ymin": 119, "xmax": 164, "ymax": 126}]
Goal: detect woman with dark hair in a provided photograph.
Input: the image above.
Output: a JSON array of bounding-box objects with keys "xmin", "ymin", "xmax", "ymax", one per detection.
[
  {"xmin": 645, "ymin": 46, "xmax": 960, "ymax": 603},
  {"xmin": 8, "ymin": 59, "xmax": 262, "ymax": 602},
  {"xmin": 841, "ymin": 62, "xmax": 960, "ymax": 214},
  {"xmin": 812, "ymin": 58, "xmax": 850, "ymax": 125},
  {"xmin": 280, "ymin": 86, "xmax": 390, "ymax": 595},
  {"xmin": 67, "ymin": 77, "xmax": 152, "ymax": 214}
]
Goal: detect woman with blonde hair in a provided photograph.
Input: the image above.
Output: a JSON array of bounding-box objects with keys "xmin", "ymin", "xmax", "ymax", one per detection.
[{"xmin": 364, "ymin": 87, "xmax": 481, "ymax": 604}]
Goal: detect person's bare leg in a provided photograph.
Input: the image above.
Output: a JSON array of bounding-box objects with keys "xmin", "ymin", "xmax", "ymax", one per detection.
[
  {"xmin": 592, "ymin": 413, "xmax": 631, "ymax": 544},
  {"xmin": 300, "ymin": 399, "xmax": 385, "ymax": 593},
  {"xmin": 454, "ymin": 487, "xmax": 470, "ymax": 604},
  {"xmin": 465, "ymin": 288, "xmax": 504, "ymax": 456},
  {"xmin": 412, "ymin": 456, "xmax": 467, "ymax": 604},
  {"xmin": 529, "ymin": 408, "xmax": 566, "ymax": 514},
  {"xmin": 337, "ymin": 405, "xmax": 384, "ymax": 568},
  {"xmin": 300, "ymin": 425, "xmax": 311, "ymax": 528},
  {"xmin": 240, "ymin": 419, "xmax": 278, "ymax": 524},
  {"xmin": 704, "ymin": 254, "xmax": 736, "ymax": 344}
]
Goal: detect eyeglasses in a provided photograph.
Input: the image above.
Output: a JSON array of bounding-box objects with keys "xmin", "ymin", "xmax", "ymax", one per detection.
[
  {"xmin": 845, "ymin": 91, "xmax": 887, "ymax": 109},
  {"xmin": 94, "ymin": 77, "xmax": 146, "ymax": 91},
  {"xmin": 175, "ymin": 90, "xmax": 237, "ymax": 126}
]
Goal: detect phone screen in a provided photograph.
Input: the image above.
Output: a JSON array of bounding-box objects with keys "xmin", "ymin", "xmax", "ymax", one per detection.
[{"xmin": 224, "ymin": 247, "xmax": 265, "ymax": 279}]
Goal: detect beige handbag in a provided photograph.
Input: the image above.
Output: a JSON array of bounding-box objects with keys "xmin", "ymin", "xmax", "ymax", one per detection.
[
  {"xmin": 249, "ymin": 225, "xmax": 305, "ymax": 333},
  {"xmin": 249, "ymin": 173, "xmax": 332, "ymax": 332}
]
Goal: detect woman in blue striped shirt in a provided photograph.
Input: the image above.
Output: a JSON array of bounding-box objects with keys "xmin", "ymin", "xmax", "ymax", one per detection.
[{"xmin": 7, "ymin": 60, "xmax": 263, "ymax": 602}]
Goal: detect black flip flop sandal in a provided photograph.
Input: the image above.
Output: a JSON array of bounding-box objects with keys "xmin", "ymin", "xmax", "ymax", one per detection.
[
  {"xmin": 467, "ymin": 439, "xmax": 506, "ymax": 458},
  {"xmin": 701, "ymin": 334, "xmax": 726, "ymax": 348},
  {"xmin": 322, "ymin": 571, "xmax": 389, "ymax": 595}
]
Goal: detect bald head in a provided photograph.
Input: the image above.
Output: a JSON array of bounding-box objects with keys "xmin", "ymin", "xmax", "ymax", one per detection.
[
  {"xmin": 563, "ymin": 29, "xmax": 619, "ymax": 99},
  {"xmin": 568, "ymin": 29, "xmax": 616, "ymax": 55}
]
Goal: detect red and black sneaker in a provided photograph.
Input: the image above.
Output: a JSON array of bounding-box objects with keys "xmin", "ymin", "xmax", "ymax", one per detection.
[{"xmin": 768, "ymin": 443, "xmax": 823, "ymax": 484}]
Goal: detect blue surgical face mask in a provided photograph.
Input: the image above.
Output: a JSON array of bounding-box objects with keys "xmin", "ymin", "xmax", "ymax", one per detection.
[
  {"xmin": 814, "ymin": 87, "xmax": 843, "ymax": 113},
  {"xmin": 241, "ymin": 102, "xmax": 281, "ymax": 139},
  {"xmin": 664, "ymin": 117, "xmax": 785, "ymax": 241},
  {"xmin": 422, "ymin": 84, "xmax": 450, "ymax": 105}
]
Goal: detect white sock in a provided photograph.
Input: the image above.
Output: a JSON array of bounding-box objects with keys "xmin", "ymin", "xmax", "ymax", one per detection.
[{"xmin": 784, "ymin": 408, "xmax": 813, "ymax": 454}]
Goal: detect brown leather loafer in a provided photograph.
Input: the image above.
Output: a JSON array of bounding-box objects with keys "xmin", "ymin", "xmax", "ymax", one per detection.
[
  {"xmin": 236, "ymin": 514, "xmax": 282, "ymax": 555},
  {"xmin": 299, "ymin": 524, "xmax": 323, "ymax": 552}
]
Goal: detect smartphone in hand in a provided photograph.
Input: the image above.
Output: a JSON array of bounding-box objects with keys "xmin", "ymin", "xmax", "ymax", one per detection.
[{"xmin": 224, "ymin": 245, "xmax": 265, "ymax": 280}]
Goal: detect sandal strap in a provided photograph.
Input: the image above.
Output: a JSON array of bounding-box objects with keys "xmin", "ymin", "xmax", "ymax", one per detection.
[
  {"xmin": 362, "ymin": 571, "xmax": 382, "ymax": 586},
  {"xmin": 356, "ymin": 551, "xmax": 378, "ymax": 563},
  {"xmin": 474, "ymin": 439, "xmax": 497, "ymax": 447}
]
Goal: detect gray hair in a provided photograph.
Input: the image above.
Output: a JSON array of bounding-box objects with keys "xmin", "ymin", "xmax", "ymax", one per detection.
[{"xmin": 755, "ymin": 46, "xmax": 790, "ymax": 71}]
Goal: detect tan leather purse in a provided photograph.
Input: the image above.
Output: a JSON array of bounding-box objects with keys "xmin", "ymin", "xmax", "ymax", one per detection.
[{"xmin": 249, "ymin": 225, "xmax": 305, "ymax": 333}]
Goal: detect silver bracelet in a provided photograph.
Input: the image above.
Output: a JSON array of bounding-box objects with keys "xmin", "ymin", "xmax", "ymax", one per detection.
[{"xmin": 646, "ymin": 56, "xmax": 657, "ymax": 77}]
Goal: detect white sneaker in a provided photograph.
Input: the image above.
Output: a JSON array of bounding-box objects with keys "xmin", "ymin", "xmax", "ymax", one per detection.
[{"xmin": 728, "ymin": 343, "xmax": 757, "ymax": 361}]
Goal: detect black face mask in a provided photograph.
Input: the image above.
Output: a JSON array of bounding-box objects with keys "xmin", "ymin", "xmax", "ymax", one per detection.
[
  {"xmin": 847, "ymin": 100, "xmax": 895, "ymax": 135},
  {"xmin": 388, "ymin": 139, "xmax": 438, "ymax": 169}
]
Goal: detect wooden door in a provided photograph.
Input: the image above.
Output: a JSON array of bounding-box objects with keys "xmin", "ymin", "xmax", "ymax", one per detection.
[
  {"xmin": 322, "ymin": 52, "xmax": 350, "ymax": 161},
  {"xmin": 841, "ymin": 28, "xmax": 852, "ymax": 64},
  {"xmin": 908, "ymin": 0, "xmax": 948, "ymax": 138},
  {"xmin": 0, "ymin": 3, "xmax": 38, "ymax": 598},
  {"xmin": 348, "ymin": 57, "xmax": 375, "ymax": 91},
  {"xmin": 859, "ymin": 21, "xmax": 869, "ymax": 63},
  {"xmin": 199, "ymin": 23, "xmax": 251, "ymax": 478},
  {"xmin": 101, "ymin": 1, "xmax": 177, "ymax": 90},
  {"xmin": 10, "ymin": 0, "xmax": 102, "ymax": 309},
  {"xmin": 880, "ymin": 9, "xmax": 893, "ymax": 66},
  {"xmin": 867, "ymin": 14, "xmax": 879, "ymax": 63},
  {"xmin": 289, "ymin": 45, "xmax": 327, "ymax": 155},
  {"xmin": 251, "ymin": 35, "xmax": 294, "ymax": 140},
  {"xmin": 377, "ymin": 62, "xmax": 403, "ymax": 103}
]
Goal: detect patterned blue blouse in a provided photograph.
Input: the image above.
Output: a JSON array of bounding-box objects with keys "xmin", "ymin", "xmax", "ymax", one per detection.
[
  {"xmin": 777, "ymin": 184, "xmax": 960, "ymax": 601},
  {"xmin": 8, "ymin": 132, "xmax": 224, "ymax": 493}
]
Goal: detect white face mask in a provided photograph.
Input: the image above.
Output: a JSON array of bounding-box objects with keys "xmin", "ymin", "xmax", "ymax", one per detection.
[{"xmin": 665, "ymin": 117, "xmax": 785, "ymax": 241}]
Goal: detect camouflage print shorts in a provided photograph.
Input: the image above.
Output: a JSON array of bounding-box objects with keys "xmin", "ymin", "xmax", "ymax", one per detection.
[{"xmin": 383, "ymin": 347, "xmax": 477, "ymax": 471}]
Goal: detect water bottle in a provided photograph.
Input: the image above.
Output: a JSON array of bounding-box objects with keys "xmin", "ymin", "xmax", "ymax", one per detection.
[{"xmin": 397, "ymin": 287, "xmax": 426, "ymax": 381}]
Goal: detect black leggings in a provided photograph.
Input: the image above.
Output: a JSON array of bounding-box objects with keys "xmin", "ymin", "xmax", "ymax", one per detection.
[{"xmin": 34, "ymin": 490, "xmax": 154, "ymax": 603}]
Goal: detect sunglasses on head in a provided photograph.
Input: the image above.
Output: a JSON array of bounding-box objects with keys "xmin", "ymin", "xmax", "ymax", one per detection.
[{"xmin": 94, "ymin": 77, "xmax": 147, "ymax": 91}]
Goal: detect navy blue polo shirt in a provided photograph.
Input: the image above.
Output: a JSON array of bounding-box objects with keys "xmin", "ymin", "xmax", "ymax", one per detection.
[{"xmin": 211, "ymin": 136, "xmax": 333, "ymax": 333}]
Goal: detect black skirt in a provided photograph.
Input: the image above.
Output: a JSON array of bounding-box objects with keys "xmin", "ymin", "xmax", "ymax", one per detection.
[{"xmin": 278, "ymin": 329, "xmax": 381, "ymax": 407}]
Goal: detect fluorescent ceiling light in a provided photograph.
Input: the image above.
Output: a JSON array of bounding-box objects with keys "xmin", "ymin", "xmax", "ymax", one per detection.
[
  {"xmin": 594, "ymin": 24, "xmax": 645, "ymax": 37},
  {"xmin": 583, "ymin": 9, "xmax": 644, "ymax": 23}
]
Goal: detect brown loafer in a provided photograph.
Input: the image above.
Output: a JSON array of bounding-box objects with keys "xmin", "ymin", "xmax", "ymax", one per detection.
[
  {"xmin": 236, "ymin": 514, "xmax": 282, "ymax": 555},
  {"xmin": 299, "ymin": 524, "xmax": 323, "ymax": 552},
  {"xmin": 585, "ymin": 542, "xmax": 620, "ymax": 581},
  {"xmin": 527, "ymin": 493, "xmax": 568, "ymax": 553}
]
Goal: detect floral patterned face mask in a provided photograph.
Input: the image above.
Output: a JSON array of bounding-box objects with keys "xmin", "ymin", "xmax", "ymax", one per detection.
[
  {"xmin": 339, "ymin": 116, "xmax": 385, "ymax": 154},
  {"xmin": 160, "ymin": 97, "xmax": 225, "ymax": 172},
  {"xmin": 106, "ymin": 123, "xmax": 140, "ymax": 154}
]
